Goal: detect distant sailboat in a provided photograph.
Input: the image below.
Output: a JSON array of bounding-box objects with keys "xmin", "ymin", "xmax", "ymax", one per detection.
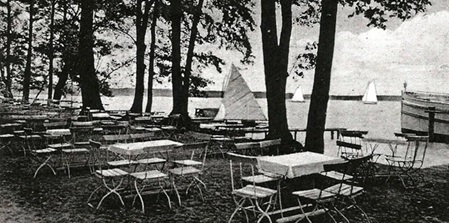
[
  {"xmin": 290, "ymin": 85, "xmax": 305, "ymax": 103},
  {"xmin": 214, "ymin": 64, "xmax": 267, "ymax": 121},
  {"xmin": 362, "ymin": 80, "xmax": 378, "ymax": 104}
]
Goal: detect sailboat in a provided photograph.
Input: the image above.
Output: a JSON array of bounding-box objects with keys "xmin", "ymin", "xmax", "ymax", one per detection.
[
  {"xmin": 214, "ymin": 64, "xmax": 267, "ymax": 122},
  {"xmin": 362, "ymin": 80, "xmax": 378, "ymax": 104},
  {"xmin": 290, "ymin": 85, "xmax": 305, "ymax": 103}
]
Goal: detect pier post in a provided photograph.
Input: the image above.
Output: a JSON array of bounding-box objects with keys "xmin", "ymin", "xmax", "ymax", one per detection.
[{"xmin": 428, "ymin": 106, "xmax": 435, "ymax": 142}]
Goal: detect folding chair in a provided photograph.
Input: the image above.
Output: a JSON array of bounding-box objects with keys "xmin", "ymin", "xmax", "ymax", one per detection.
[
  {"xmin": 168, "ymin": 142, "xmax": 208, "ymax": 206},
  {"xmin": 336, "ymin": 130, "xmax": 368, "ymax": 159},
  {"xmin": 292, "ymin": 161, "xmax": 353, "ymax": 223},
  {"xmin": 228, "ymin": 156, "xmax": 278, "ymax": 223},
  {"xmin": 130, "ymin": 170, "xmax": 172, "ymax": 212},
  {"xmin": 70, "ymin": 121, "xmax": 94, "ymax": 147},
  {"xmin": 87, "ymin": 140, "xmax": 130, "ymax": 209},
  {"xmin": 385, "ymin": 135, "xmax": 429, "ymax": 188}
]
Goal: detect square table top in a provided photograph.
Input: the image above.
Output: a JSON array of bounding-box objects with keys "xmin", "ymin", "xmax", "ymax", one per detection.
[
  {"xmin": 257, "ymin": 152, "xmax": 344, "ymax": 179},
  {"xmin": 109, "ymin": 139, "xmax": 183, "ymax": 156}
]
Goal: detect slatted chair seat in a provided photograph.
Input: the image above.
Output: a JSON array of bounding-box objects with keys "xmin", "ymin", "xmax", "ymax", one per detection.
[
  {"xmin": 292, "ymin": 188, "xmax": 336, "ymax": 200},
  {"xmin": 130, "ymin": 170, "xmax": 168, "ymax": 181},
  {"xmin": 130, "ymin": 170, "xmax": 172, "ymax": 212},
  {"xmin": 233, "ymin": 185, "xmax": 277, "ymax": 199},
  {"xmin": 95, "ymin": 168, "xmax": 128, "ymax": 177},
  {"xmin": 34, "ymin": 148, "xmax": 57, "ymax": 154},
  {"xmin": 62, "ymin": 148, "xmax": 89, "ymax": 153},
  {"xmin": 241, "ymin": 174, "xmax": 278, "ymax": 184},
  {"xmin": 169, "ymin": 166, "xmax": 201, "ymax": 176},
  {"xmin": 137, "ymin": 157, "xmax": 166, "ymax": 165},
  {"xmin": 324, "ymin": 183, "xmax": 364, "ymax": 197},
  {"xmin": 107, "ymin": 159, "xmax": 138, "ymax": 167},
  {"xmin": 173, "ymin": 159, "xmax": 202, "ymax": 166},
  {"xmin": 321, "ymin": 170, "xmax": 353, "ymax": 181},
  {"xmin": 48, "ymin": 143, "xmax": 72, "ymax": 149},
  {"xmin": 0, "ymin": 134, "xmax": 15, "ymax": 139},
  {"xmin": 74, "ymin": 141, "xmax": 91, "ymax": 146}
]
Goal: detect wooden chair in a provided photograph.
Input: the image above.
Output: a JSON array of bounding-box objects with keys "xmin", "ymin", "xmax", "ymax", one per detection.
[
  {"xmin": 337, "ymin": 130, "xmax": 368, "ymax": 159},
  {"xmin": 291, "ymin": 162, "xmax": 350, "ymax": 223},
  {"xmin": 87, "ymin": 140, "xmax": 129, "ymax": 209},
  {"xmin": 168, "ymin": 142, "xmax": 209, "ymax": 206},
  {"xmin": 385, "ymin": 135, "xmax": 429, "ymax": 188},
  {"xmin": 228, "ymin": 154, "xmax": 277, "ymax": 223}
]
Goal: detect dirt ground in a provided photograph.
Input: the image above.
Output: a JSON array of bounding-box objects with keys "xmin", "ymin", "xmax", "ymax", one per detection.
[{"xmin": 0, "ymin": 141, "xmax": 449, "ymax": 223}]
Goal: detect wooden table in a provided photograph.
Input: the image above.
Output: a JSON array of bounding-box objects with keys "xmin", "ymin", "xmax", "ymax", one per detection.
[{"xmin": 108, "ymin": 139, "xmax": 183, "ymax": 156}]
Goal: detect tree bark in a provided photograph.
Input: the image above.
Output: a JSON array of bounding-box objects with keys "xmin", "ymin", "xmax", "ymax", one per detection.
[
  {"xmin": 5, "ymin": 0, "xmax": 13, "ymax": 97},
  {"xmin": 53, "ymin": 1, "xmax": 69, "ymax": 101},
  {"xmin": 145, "ymin": 0, "xmax": 159, "ymax": 113},
  {"xmin": 78, "ymin": 0, "xmax": 103, "ymax": 110},
  {"xmin": 304, "ymin": 0, "xmax": 338, "ymax": 153},
  {"xmin": 48, "ymin": 0, "xmax": 56, "ymax": 104},
  {"xmin": 261, "ymin": 0, "xmax": 293, "ymax": 144},
  {"xmin": 180, "ymin": 0, "xmax": 204, "ymax": 119},
  {"xmin": 170, "ymin": 0, "xmax": 183, "ymax": 115},
  {"xmin": 130, "ymin": 0, "xmax": 154, "ymax": 113},
  {"xmin": 23, "ymin": 0, "xmax": 34, "ymax": 102}
]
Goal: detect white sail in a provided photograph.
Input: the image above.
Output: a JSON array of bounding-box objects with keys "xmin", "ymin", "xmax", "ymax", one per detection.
[
  {"xmin": 291, "ymin": 85, "xmax": 305, "ymax": 102},
  {"xmin": 362, "ymin": 80, "xmax": 378, "ymax": 104},
  {"xmin": 214, "ymin": 64, "xmax": 267, "ymax": 121}
]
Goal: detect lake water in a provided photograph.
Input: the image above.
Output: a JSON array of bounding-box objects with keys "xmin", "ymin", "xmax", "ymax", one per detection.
[{"xmin": 25, "ymin": 94, "xmax": 449, "ymax": 167}]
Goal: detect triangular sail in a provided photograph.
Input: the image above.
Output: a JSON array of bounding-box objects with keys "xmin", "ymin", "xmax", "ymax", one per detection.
[
  {"xmin": 362, "ymin": 80, "xmax": 378, "ymax": 104},
  {"xmin": 214, "ymin": 64, "xmax": 267, "ymax": 121},
  {"xmin": 291, "ymin": 85, "xmax": 305, "ymax": 102}
]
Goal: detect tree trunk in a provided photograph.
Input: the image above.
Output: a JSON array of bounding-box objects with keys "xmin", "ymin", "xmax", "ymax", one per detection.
[
  {"xmin": 145, "ymin": 0, "xmax": 159, "ymax": 113},
  {"xmin": 304, "ymin": 0, "xmax": 338, "ymax": 153},
  {"xmin": 170, "ymin": 0, "xmax": 183, "ymax": 115},
  {"xmin": 23, "ymin": 0, "xmax": 34, "ymax": 102},
  {"xmin": 130, "ymin": 0, "xmax": 153, "ymax": 113},
  {"xmin": 78, "ymin": 0, "xmax": 103, "ymax": 110},
  {"xmin": 261, "ymin": 0, "xmax": 293, "ymax": 144},
  {"xmin": 48, "ymin": 0, "xmax": 56, "ymax": 104},
  {"xmin": 5, "ymin": 0, "xmax": 12, "ymax": 97},
  {"xmin": 53, "ymin": 2, "xmax": 69, "ymax": 101},
  {"xmin": 180, "ymin": 0, "xmax": 204, "ymax": 121}
]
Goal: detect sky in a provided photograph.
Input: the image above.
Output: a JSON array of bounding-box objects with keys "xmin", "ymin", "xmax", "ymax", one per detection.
[{"xmin": 108, "ymin": 1, "xmax": 449, "ymax": 96}]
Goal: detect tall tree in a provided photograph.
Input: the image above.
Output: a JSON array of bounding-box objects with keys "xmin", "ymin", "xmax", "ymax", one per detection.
[
  {"xmin": 145, "ymin": 0, "xmax": 159, "ymax": 113},
  {"xmin": 47, "ymin": 0, "xmax": 56, "ymax": 104},
  {"xmin": 78, "ymin": 0, "xmax": 103, "ymax": 109},
  {"xmin": 304, "ymin": 0, "xmax": 431, "ymax": 153},
  {"xmin": 260, "ymin": 0, "xmax": 293, "ymax": 143},
  {"xmin": 180, "ymin": 0, "xmax": 204, "ymax": 119},
  {"xmin": 304, "ymin": 0, "xmax": 338, "ymax": 153},
  {"xmin": 170, "ymin": 0, "xmax": 183, "ymax": 117},
  {"xmin": 22, "ymin": 0, "xmax": 35, "ymax": 102},
  {"xmin": 4, "ymin": 0, "xmax": 13, "ymax": 97},
  {"xmin": 129, "ymin": 0, "xmax": 155, "ymax": 113}
]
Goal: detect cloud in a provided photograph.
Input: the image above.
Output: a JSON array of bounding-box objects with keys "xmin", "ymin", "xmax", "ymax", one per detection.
[{"xmin": 312, "ymin": 11, "xmax": 449, "ymax": 96}]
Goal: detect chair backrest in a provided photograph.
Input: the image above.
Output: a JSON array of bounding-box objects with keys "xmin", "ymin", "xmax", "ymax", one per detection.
[
  {"xmin": 130, "ymin": 132, "xmax": 155, "ymax": 142},
  {"xmin": 405, "ymin": 135, "xmax": 429, "ymax": 165},
  {"xmin": 102, "ymin": 134, "xmax": 131, "ymax": 144},
  {"xmin": 43, "ymin": 121, "xmax": 68, "ymax": 129},
  {"xmin": 323, "ymin": 160, "xmax": 363, "ymax": 195},
  {"xmin": 228, "ymin": 153, "xmax": 257, "ymax": 191},
  {"xmin": 227, "ymin": 152, "xmax": 258, "ymax": 166}
]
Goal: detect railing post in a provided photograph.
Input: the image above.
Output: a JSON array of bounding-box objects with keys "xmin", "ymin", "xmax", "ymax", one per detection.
[{"xmin": 428, "ymin": 106, "xmax": 435, "ymax": 142}]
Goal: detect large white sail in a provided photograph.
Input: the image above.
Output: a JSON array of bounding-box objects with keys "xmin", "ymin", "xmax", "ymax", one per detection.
[
  {"xmin": 291, "ymin": 85, "xmax": 305, "ymax": 103},
  {"xmin": 214, "ymin": 64, "xmax": 267, "ymax": 121},
  {"xmin": 362, "ymin": 80, "xmax": 378, "ymax": 104}
]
